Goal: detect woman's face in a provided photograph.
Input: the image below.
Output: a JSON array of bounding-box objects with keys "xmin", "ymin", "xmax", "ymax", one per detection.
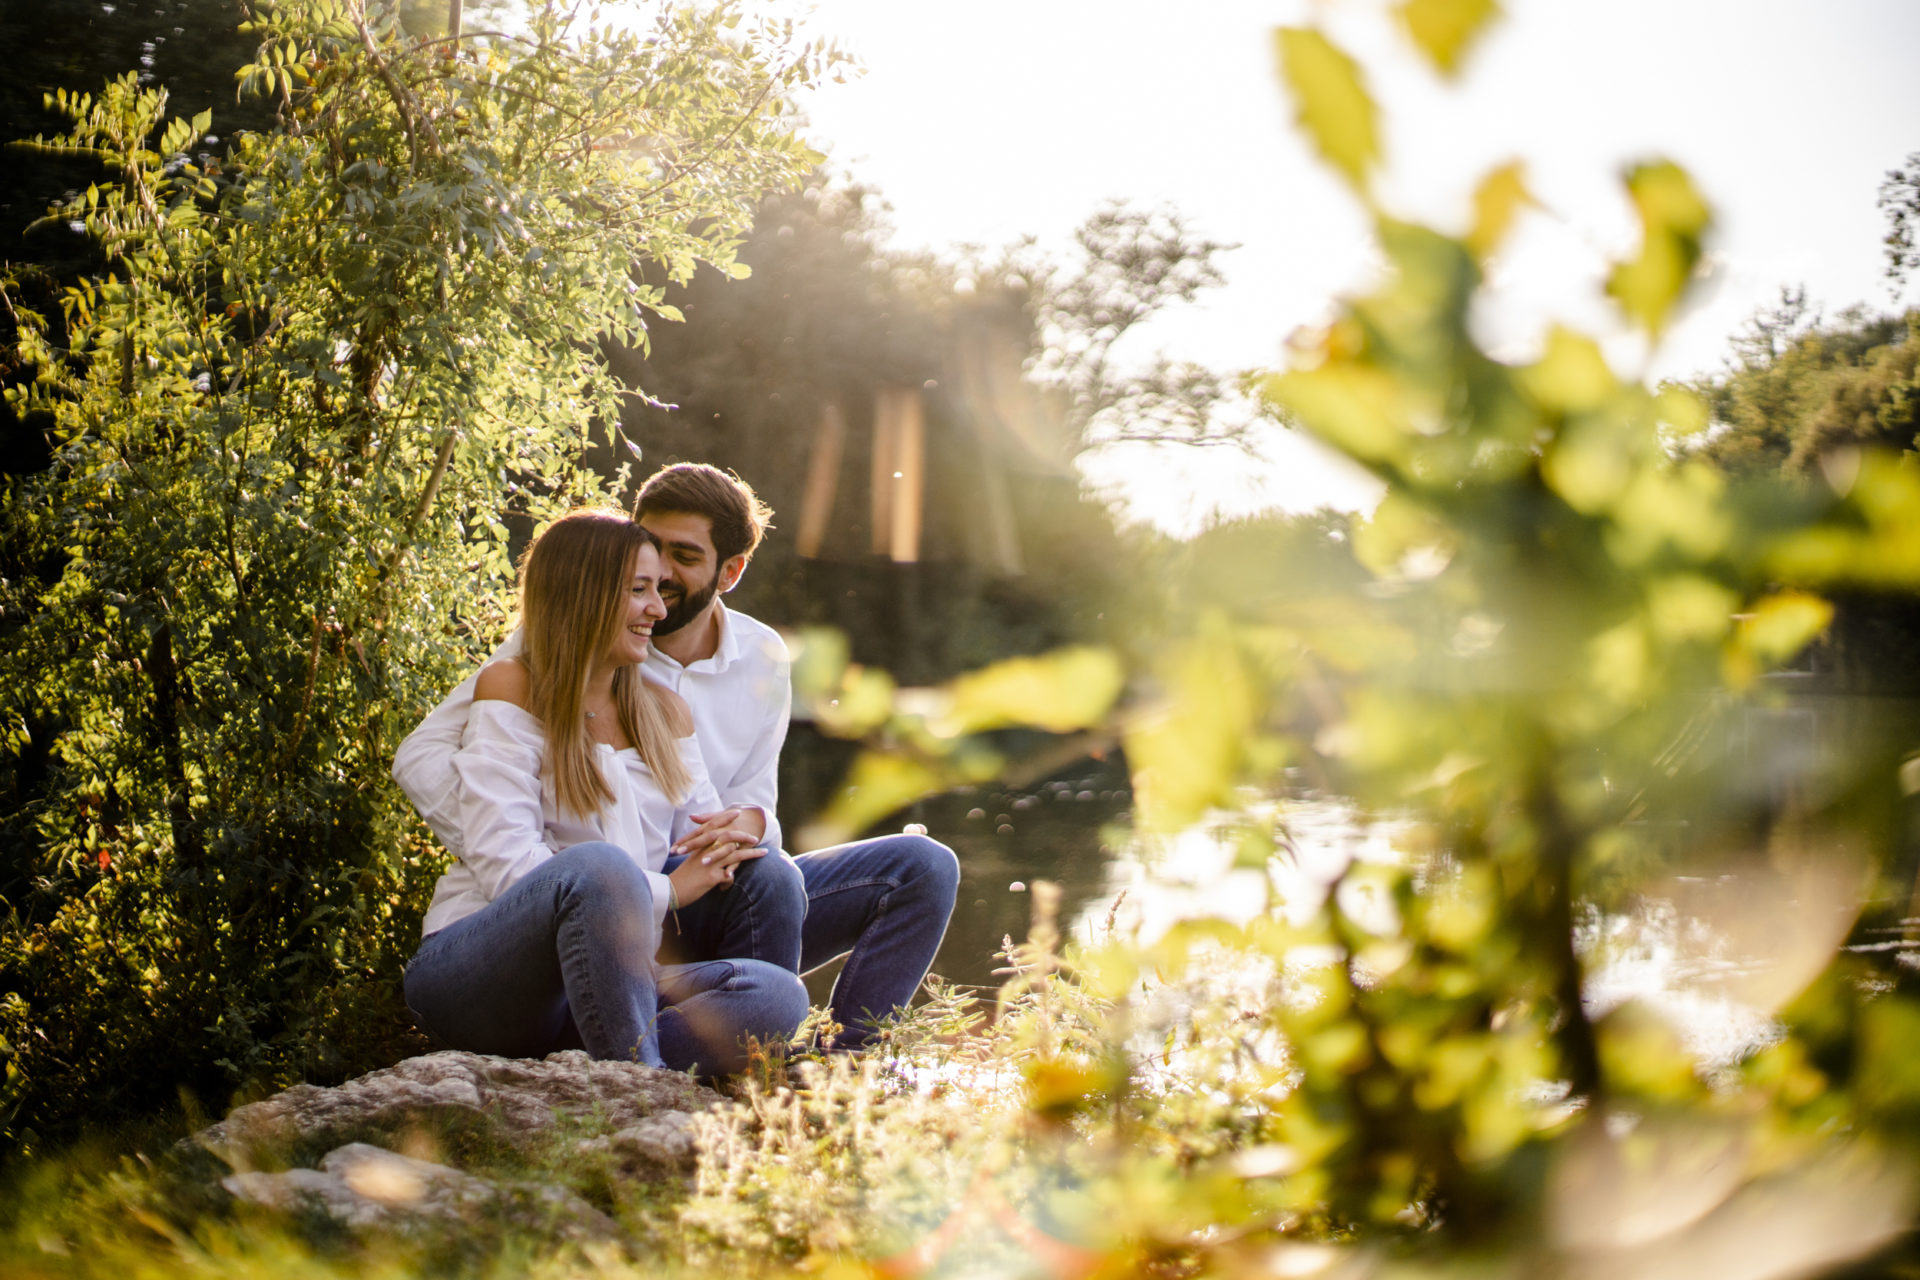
[{"xmin": 605, "ymin": 541, "xmax": 669, "ymax": 667}]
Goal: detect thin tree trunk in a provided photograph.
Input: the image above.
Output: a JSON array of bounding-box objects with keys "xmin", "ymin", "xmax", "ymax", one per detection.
[
  {"xmin": 1534, "ymin": 777, "xmax": 1602, "ymax": 1102},
  {"xmin": 148, "ymin": 621, "xmax": 201, "ymax": 870}
]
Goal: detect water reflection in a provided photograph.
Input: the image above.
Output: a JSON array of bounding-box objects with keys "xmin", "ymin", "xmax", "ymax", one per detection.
[
  {"xmin": 805, "ymin": 749, "xmax": 1912, "ymax": 1070},
  {"xmin": 800, "ymin": 756, "xmax": 1134, "ymax": 1003}
]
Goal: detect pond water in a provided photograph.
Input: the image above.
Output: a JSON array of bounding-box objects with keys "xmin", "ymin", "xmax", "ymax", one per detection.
[
  {"xmin": 796, "ymin": 753, "xmax": 1136, "ymax": 1006},
  {"xmin": 799, "ymin": 748, "xmax": 1916, "ymax": 1073}
]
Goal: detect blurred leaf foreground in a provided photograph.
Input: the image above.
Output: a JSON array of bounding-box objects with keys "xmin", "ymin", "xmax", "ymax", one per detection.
[
  {"xmin": 10, "ymin": 0, "xmax": 1920, "ymax": 1278},
  {"xmin": 764, "ymin": 3, "xmax": 1920, "ymax": 1278}
]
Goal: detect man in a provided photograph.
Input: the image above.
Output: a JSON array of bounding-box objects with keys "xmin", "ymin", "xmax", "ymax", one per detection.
[{"xmin": 393, "ymin": 464, "xmax": 959, "ymax": 1052}]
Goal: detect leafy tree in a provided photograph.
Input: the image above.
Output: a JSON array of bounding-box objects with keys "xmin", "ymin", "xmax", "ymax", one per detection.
[
  {"xmin": 0, "ymin": 0, "xmax": 273, "ymax": 283},
  {"xmin": 0, "ymin": 0, "xmax": 278, "ymax": 475},
  {"xmin": 1688, "ymin": 295, "xmax": 1916, "ymax": 479},
  {"xmin": 0, "ymin": 0, "xmax": 837, "ymax": 1148},
  {"xmin": 1882, "ymin": 148, "xmax": 1920, "ymax": 294},
  {"xmin": 995, "ymin": 201, "xmax": 1263, "ymax": 454}
]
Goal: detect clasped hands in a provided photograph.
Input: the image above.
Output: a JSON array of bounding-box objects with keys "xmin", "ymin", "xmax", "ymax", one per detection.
[{"xmin": 665, "ymin": 805, "xmax": 767, "ymax": 906}]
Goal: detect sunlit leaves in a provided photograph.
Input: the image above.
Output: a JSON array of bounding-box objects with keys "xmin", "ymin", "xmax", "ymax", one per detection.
[
  {"xmin": 1396, "ymin": 0, "xmax": 1503, "ymax": 77},
  {"xmin": 794, "ymin": 639, "xmax": 1128, "ymax": 847},
  {"xmin": 1349, "ymin": 492, "xmax": 1454, "ymax": 579},
  {"xmin": 1726, "ymin": 591, "xmax": 1832, "ymax": 689},
  {"xmin": 1608, "ymin": 160, "xmax": 1712, "ymax": 338},
  {"xmin": 1521, "ymin": 326, "xmax": 1616, "ymax": 415},
  {"xmin": 0, "ymin": 0, "xmax": 841, "ymax": 1140},
  {"xmin": 1654, "ymin": 383, "xmax": 1709, "ymax": 437},
  {"xmin": 1465, "ymin": 160, "xmax": 1533, "ymax": 259},
  {"xmin": 804, "ymin": 751, "xmax": 947, "ymax": 853},
  {"xmin": 791, "ymin": 628, "xmax": 897, "ymax": 737},
  {"xmin": 1761, "ymin": 454, "xmax": 1920, "ymax": 588},
  {"xmin": 935, "ymin": 647, "xmax": 1124, "ymax": 737},
  {"xmin": 1264, "ymin": 361, "xmax": 1413, "ymax": 464},
  {"xmin": 1274, "ymin": 27, "xmax": 1379, "ymax": 194},
  {"xmin": 1124, "ymin": 615, "xmax": 1282, "ymax": 833}
]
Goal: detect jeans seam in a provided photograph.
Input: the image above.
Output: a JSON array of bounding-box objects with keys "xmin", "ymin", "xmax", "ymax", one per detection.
[
  {"xmin": 808, "ymin": 876, "xmax": 903, "ymax": 903},
  {"xmin": 831, "ymin": 885, "xmax": 894, "ymax": 1025},
  {"xmin": 555, "ymin": 878, "xmax": 612, "ymax": 1056}
]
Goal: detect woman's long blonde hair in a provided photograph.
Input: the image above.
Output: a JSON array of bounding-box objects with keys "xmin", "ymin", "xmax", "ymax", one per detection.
[{"xmin": 518, "ymin": 508, "xmax": 691, "ymax": 818}]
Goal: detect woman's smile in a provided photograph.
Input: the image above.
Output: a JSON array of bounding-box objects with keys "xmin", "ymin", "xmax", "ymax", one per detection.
[{"xmin": 610, "ymin": 544, "xmax": 670, "ymax": 664}]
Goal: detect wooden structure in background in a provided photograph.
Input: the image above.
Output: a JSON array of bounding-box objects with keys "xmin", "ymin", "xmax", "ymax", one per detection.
[
  {"xmin": 781, "ymin": 294, "xmax": 1067, "ymax": 577},
  {"xmin": 870, "ymin": 386, "xmax": 926, "ymax": 563},
  {"xmin": 795, "ymin": 400, "xmax": 846, "ymax": 560}
]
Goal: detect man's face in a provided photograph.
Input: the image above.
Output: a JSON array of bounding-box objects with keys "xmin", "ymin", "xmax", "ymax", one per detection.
[{"xmin": 639, "ymin": 509, "xmax": 729, "ymax": 636}]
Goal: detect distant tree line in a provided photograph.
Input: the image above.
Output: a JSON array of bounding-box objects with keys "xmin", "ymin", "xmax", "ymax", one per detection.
[{"xmin": 1680, "ymin": 161, "xmax": 1919, "ymax": 696}]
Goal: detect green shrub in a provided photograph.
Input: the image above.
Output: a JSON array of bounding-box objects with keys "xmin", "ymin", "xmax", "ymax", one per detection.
[{"xmin": 0, "ymin": 0, "xmax": 840, "ymax": 1149}]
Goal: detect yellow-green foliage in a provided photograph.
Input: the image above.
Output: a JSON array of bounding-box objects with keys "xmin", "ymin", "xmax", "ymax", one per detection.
[
  {"xmin": 1691, "ymin": 302, "xmax": 1920, "ymax": 480},
  {"xmin": 783, "ymin": 1, "xmax": 1920, "ymax": 1272},
  {"xmin": 8, "ymin": 0, "xmax": 1920, "ymax": 1275},
  {"xmin": 0, "ymin": 0, "xmax": 841, "ymax": 1146}
]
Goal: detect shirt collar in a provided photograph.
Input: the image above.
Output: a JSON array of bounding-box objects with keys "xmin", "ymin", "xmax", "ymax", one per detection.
[{"xmin": 652, "ymin": 599, "xmax": 739, "ymax": 675}]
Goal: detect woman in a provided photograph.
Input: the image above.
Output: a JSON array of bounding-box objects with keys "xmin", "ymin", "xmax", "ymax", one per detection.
[{"xmin": 403, "ymin": 508, "xmax": 808, "ymax": 1074}]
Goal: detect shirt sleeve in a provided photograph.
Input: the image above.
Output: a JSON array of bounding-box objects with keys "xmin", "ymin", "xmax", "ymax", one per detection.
[
  {"xmin": 717, "ymin": 636, "xmax": 791, "ymax": 853},
  {"xmin": 391, "ymin": 629, "xmax": 524, "ymax": 858},
  {"xmin": 452, "ymin": 697, "xmax": 557, "ymax": 902},
  {"xmin": 666, "ymin": 734, "xmax": 777, "ymax": 855}
]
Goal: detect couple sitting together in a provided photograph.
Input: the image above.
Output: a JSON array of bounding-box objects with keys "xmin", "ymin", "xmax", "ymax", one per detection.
[{"xmin": 391, "ymin": 464, "xmax": 960, "ymax": 1074}]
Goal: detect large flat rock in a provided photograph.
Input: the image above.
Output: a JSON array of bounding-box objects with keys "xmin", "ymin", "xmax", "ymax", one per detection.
[{"xmin": 197, "ymin": 1049, "xmax": 720, "ymax": 1167}]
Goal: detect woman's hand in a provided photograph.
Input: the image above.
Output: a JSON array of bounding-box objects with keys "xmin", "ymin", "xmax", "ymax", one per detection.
[
  {"xmin": 666, "ymin": 836, "xmax": 764, "ymax": 907},
  {"xmin": 671, "ymin": 805, "xmax": 767, "ymax": 859}
]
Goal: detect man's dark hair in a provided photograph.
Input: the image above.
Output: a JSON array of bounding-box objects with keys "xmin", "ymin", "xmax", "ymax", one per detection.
[{"xmin": 636, "ymin": 463, "xmax": 774, "ymax": 564}]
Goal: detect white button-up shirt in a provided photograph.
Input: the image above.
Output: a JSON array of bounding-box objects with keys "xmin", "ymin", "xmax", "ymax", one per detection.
[
  {"xmin": 391, "ymin": 601, "xmax": 793, "ymax": 864},
  {"xmin": 420, "ymin": 700, "xmax": 733, "ymax": 936}
]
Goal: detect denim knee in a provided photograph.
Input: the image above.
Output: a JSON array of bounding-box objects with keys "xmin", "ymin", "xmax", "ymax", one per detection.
[
  {"xmin": 731, "ymin": 848, "xmax": 806, "ymax": 916},
  {"xmin": 554, "ymin": 842, "xmax": 657, "ymax": 936},
  {"xmin": 741, "ymin": 961, "xmax": 812, "ymax": 1042},
  {"xmin": 662, "ymin": 960, "xmax": 811, "ymax": 1074},
  {"xmin": 895, "ymin": 834, "xmax": 960, "ymax": 902}
]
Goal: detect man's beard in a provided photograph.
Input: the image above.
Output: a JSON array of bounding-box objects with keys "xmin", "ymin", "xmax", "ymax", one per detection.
[{"xmin": 655, "ymin": 577, "xmax": 718, "ymax": 637}]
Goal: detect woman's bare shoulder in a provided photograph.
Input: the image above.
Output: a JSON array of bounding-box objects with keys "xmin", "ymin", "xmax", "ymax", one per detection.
[
  {"xmin": 644, "ymin": 677, "xmax": 695, "ymax": 736},
  {"xmin": 473, "ymin": 658, "xmax": 531, "ymax": 708}
]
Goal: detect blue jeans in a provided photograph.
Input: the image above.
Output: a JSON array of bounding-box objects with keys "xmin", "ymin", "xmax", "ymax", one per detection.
[
  {"xmin": 659, "ymin": 833, "xmax": 959, "ymax": 1051},
  {"xmin": 403, "ymin": 842, "xmax": 809, "ymax": 1074}
]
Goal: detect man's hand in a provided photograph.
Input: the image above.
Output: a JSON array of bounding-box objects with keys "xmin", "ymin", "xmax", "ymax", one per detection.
[
  {"xmin": 667, "ymin": 837, "xmax": 763, "ymax": 906},
  {"xmin": 672, "ymin": 806, "xmax": 766, "ymax": 859}
]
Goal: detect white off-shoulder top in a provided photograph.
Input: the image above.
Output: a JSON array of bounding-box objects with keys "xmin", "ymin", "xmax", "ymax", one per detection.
[{"xmin": 419, "ymin": 698, "xmax": 766, "ymax": 937}]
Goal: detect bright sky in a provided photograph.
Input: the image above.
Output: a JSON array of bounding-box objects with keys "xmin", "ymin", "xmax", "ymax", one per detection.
[{"xmin": 779, "ymin": 0, "xmax": 1920, "ymax": 535}]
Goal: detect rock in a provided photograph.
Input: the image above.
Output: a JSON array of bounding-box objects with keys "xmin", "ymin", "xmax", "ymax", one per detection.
[
  {"xmin": 197, "ymin": 1049, "xmax": 721, "ymax": 1168},
  {"xmin": 190, "ymin": 1050, "xmax": 727, "ymax": 1245},
  {"xmin": 577, "ymin": 1110, "xmax": 700, "ymax": 1178},
  {"xmin": 222, "ymin": 1142, "xmax": 619, "ymax": 1242}
]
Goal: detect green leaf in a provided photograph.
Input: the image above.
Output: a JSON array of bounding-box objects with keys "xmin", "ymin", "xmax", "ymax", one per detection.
[
  {"xmin": 1465, "ymin": 160, "xmax": 1532, "ymax": 259},
  {"xmin": 1124, "ymin": 619, "xmax": 1268, "ymax": 832},
  {"xmin": 1264, "ymin": 362, "xmax": 1412, "ymax": 464},
  {"xmin": 1520, "ymin": 326, "xmax": 1616, "ymax": 415},
  {"xmin": 802, "ymin": 750, "xmax": 944, "ymax": 851},
  {"xmin": 1395, "ymin": 0, "xmax": 1502, "ymax": 76},
  {"xmin": 1606, "ymin": 160, "xmax": 1711, "ymax": 338},
  {"xmin": 1274, "ymin": 27, "xmax": 1379, "ymax": 193},
  {"xmin": 933, "ymin": 646, "xmax": 1123, "ymax": 737},
  {"xmin": 1734, "ymin": 591, "xmax": 1832, "ymax": 664},
  {"xmin": 1654, "ymin": 384, "xmax": 1709, "ymax": 436}
]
